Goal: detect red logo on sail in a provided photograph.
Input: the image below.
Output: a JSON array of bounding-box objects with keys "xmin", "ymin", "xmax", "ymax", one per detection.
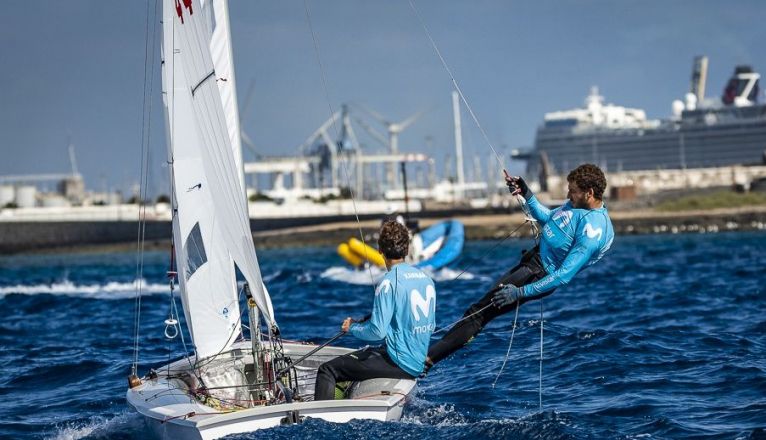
[{"xmin": 175, "ymin": 0, "xmax": 193, "ymax": 24}]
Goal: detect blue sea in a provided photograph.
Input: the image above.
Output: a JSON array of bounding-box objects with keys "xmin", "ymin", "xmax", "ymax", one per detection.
[{"xmin": 1, "ymin": 232, "xmax": 764, "ymax": 439}]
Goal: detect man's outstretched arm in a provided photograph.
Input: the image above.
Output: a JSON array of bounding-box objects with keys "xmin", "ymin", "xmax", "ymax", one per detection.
[{"xmin": 505, "ymin": 174, "xmax": 551, "ymax": 224}]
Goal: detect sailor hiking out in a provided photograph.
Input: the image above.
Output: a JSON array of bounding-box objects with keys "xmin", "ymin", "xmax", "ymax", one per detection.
[
  {"xmin": 426, "ymin": 163, "xmax": 614, "ymax": 369},
  {"xmin": 314, "ymin": 220, "xmax": 437, "ymax": 400}
]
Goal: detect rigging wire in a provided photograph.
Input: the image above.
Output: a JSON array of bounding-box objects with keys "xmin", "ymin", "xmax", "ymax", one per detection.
[
  {"xmin": 132, "ymin": 0, "xmax": 160, "ymax": 377},
  {"xmin": 302, "ymin": 4, "xmax": 547, "ymax": 398},
  {"xmin": 306, "ymin": 0, "xmax": 541, "ymax": 290},
  {"xmin": 407, "ymin": 0, "xmax": 538, "ymax": 239},
  {"xmin": 303, "ymin": 1, "xmax": 544, "ymax": 354},
  {"xmin": 406, "ymin": 0, "xmax": 547, "ymax": 410},
  {"xmin": 303, "ymin": 0, "xmax": 378, "ymax": 288},
  {"xmin": 163, "ymin": 1, "xmax": 200, "ymax": 378},
  {"xmin": 407, "ymin": 0, "xmax": 503, "ymax": 168}
]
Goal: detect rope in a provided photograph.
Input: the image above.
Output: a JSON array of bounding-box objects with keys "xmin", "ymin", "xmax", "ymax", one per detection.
[
  {"xmin": 492, "ymin": 300, "xmax": 520, "ymax": 388},
  {"xmin": 446, "ymin": 220, "xmax": 529, "ymax": 283},
  {"xmin": 429, "ymin": 221, "xmax": 533, "ymax": 337},
  {"xmin": 431, "ymin": 303, "xmax": 492, "ymax": 336},
  {"xmin": 539, "ymin": 297, "xmax": 544, "ymax": 412}
]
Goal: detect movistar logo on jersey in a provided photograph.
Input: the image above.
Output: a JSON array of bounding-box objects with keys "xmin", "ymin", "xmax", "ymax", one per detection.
[
  {"xmin": 410, "ymin": 284, "xmax": 435, "ymax": 321},
  {"xmin": 584, "ymin": 223, "xmax": 603, "ymax": 240},
  {"xmin": 376, "ymin": 279, "xmax": 392, "ymax": 296}
]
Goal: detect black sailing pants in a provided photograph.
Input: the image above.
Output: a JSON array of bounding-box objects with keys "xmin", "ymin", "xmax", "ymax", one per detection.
[
  {"xmin": 427, "ymin": 246, "xmax": 553, "ymax": 365},
  {"xmin": 314, "ymin": 346, "xmax": 415, "ymax": 401}
]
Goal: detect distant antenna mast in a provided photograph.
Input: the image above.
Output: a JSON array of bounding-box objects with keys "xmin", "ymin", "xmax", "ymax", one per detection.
[
  {"xmin": 691, "ymin": 55, "xmax": 708, "ymax": 102},
  {"xmin": 67, "ymin": 133, "xmax": 79, "ymax": 176},
  {"xmin": 452, "ymin": 91, "xmax": 465, "ymax": 199}
]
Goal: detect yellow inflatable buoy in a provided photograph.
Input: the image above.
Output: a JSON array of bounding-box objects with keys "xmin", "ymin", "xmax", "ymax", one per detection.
[
  {"xmin": 348, "ymin": 238, "xmax": 386, "ymax": 268},
  {"xmin": 337, "ymin": 237, "xmax": 386, "ymax": 268},
  {"xmin": 337, "ymin": 243, "xmax": 364, "ymax": 268}
]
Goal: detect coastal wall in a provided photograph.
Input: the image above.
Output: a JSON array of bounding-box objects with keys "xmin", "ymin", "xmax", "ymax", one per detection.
[
  {"xmin": 251, "ymin": 207, "xmax": 766, "ymax": 249},
  {"xmin": 0, "ymin": 207, "xmax": 502, "ymax": 254},
  {"xmin": 1, "ymin": 207, "xmax": 764, "ymax": 254},
  {"xmin": 0, "ymin": 221, "xmax": 171, "ymax": 254}
]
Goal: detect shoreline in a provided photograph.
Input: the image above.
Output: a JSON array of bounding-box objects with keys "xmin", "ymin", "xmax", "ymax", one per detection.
[
  {"xmin": 3, "ymin": 206, "xmax": 765, "ymax": 255},
  {"xmin": 253, "ymin": 205, "xmax": 766, "ymax": 247}
]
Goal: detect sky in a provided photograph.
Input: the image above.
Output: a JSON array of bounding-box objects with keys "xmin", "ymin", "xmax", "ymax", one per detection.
[{"xmin": 1, "ymin": 0, "xmax": 764, "ymax": 196}]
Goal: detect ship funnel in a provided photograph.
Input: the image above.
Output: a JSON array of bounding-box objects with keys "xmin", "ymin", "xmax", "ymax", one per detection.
[
  {"xmin": 690, "ymin": 56, "xmax": 708, "ymax": 102},
  {"xmin": 722, "ymin": 65, "xmax": 760, "ymax": 106}
]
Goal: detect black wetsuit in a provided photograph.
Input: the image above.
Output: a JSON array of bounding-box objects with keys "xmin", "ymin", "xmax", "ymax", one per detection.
[
  {"xmin": 314, "ymin": 346, "xmax": 414, "ymax": 401},
  {"xmin": 427, "ymin": 246, "xmax": 554, "ymax": 364}
]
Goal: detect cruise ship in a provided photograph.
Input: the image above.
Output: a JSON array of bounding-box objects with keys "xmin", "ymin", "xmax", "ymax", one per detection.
[{"xmin": 532, "ymin": 58, "xmax": 766, "ymax": 176}]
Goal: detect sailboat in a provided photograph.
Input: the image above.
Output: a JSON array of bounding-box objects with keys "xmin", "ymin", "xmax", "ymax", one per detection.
[{"xmin": 126, "ymin": 1, "xmax": 415, "ymax": 438}]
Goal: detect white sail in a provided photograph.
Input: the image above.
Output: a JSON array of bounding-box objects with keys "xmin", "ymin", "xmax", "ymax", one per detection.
[
  {"xmin": 202, "ymin": 0, "xmax": 246, "ymax": 194},
  {"xmin": 161, "ymin": 0, "xmax": 275, "ymax": 359}
]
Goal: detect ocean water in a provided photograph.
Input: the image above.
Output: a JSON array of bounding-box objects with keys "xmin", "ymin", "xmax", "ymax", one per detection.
[{"xmin": 0, "ymin": 232, "xmax": 764, "ymax": 439}]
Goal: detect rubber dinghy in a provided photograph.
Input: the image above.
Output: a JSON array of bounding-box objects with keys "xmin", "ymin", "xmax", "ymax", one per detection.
[
  {"xmin": 338, "ymin": 219, "xmax": 465, "ymax": 270},
  {"xmin": 126, "ymin": 1, "xmax": 415, "ymax": 438}
]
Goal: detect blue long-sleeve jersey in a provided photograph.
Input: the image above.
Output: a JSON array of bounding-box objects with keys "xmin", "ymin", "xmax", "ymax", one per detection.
[
  {"xmin": 349, "ymin": 263, "xmax": 436, "ymax": 377},
  {"xmin": 521, "ymin": 195, "xmax": 614, "ymax": 297}
]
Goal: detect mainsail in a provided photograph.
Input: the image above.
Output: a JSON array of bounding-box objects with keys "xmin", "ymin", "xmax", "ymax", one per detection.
[{"xmin": 161, "ymin": 0, "xmax": 275, "ymax": 359}]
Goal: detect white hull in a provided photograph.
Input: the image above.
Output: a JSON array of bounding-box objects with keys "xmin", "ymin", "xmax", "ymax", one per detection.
[{"xmin": 127, "ymin": 341, "xmax": 416, "ymax": 440}]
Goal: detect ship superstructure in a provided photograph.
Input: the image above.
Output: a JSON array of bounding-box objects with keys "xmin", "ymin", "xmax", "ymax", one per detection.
[{"xmin": 533, "ymin": 59, "xmax": 766, "ymax": 175}]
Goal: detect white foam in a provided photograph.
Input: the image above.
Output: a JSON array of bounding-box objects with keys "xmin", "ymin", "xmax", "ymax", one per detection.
[
  {"xmin": 321, "ymin": 265, "xmax": 486, "ymax": 285},
  {"xmin": 0, "ymin": 278, "xmax": 169, "ymax": 300},
  {"xmin": 320, "ymin": 266, "xmax": 385, "ymax": 285},
  {"xmin": 47, "ymin": 412, "xmax": 138, "ymax": 440},
  {"xmin": 425, "ymin": 267, "xmax": 487, "ymax": 282},
  {"xmin": 262, "ymin": 270, "xmax": 281, "ymax": 283},
  {"xmin": 402, "ymin": 402, "xmax": 472, "ymax": 427}
]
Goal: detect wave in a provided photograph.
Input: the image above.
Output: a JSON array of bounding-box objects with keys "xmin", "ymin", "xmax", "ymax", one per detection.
[
  {"xmin": 401, "ymin": 401, "xmax": 474, "ymax": 426},
  {"xmin": 46, "ymin": 412, "xmax": 143, "ymax": 440},
  {"xmin": 320, "ymin": 266, "xmax": 385, "ymax": 285},
  {"xmin": 0, "ymin": 279, "xmax": 169, "ymax": 300},
  {"xmin": 320, "ymin": 266, "xmax": 483, "ymax": 285},
  {"xmin": 426, "ymin": 267, "xmax": 486, "ymax": 282}
]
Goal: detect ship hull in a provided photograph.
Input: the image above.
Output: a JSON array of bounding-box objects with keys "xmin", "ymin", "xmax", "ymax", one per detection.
[{"xmin": 535, "ymin": 104, "xmax": 766, "ymax": 173}]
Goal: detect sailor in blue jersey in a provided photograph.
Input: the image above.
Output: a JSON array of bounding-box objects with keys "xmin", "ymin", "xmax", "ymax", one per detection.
[
  {"xmin": 426, "ymin": 164, "xmax": 614, "ymax": 368},
  {"xmin": 314, "ymin": 220, "xmax": 436, "ymax": 400}
]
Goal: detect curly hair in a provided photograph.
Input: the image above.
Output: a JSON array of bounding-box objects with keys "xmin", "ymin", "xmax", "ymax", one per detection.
[
  {"xmin": 378, "ymin": 220, "xmax": 410, "ymax": 259},
  {"xmin": 567, "ymin": 163, "xmax": 607, "ymax": 200}
]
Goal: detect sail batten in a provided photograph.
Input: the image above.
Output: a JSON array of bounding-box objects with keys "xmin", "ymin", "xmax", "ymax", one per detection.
[{"xmin": 161, "ymin": 0, "xmax": 275, "ymax": 359}]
